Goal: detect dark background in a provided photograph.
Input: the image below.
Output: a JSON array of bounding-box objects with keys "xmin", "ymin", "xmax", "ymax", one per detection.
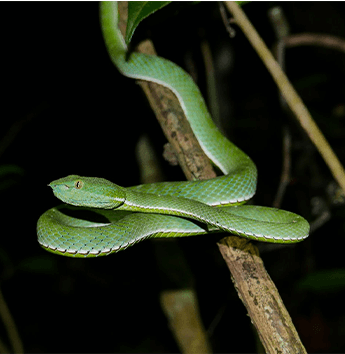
[{"xmin": 1, "ymin": 1, "xmax": 345, "ymax": 352}]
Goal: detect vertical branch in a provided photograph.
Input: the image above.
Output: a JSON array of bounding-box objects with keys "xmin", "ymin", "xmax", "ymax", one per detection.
[
  {"xmin": 0, "ymin": 287, "xmax": 24, "ymax": 353},
  {"xmin": 117, "ymin": 2, "xmax": 306, "ymax": 352},
  {"xmin": 218, "ymin": 237, "xmax": 307, "ymax": 353}
]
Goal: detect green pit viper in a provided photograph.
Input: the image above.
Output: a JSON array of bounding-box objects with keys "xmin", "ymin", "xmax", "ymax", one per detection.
[{"xmin": 37, "ymin": 1, "xmax": 309, "ymax": 257}]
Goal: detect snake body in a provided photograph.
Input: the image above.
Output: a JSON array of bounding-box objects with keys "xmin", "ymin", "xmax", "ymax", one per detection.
[{"xmin": 37, "ymin": 2, "xmax": 309, "ymax": 257}]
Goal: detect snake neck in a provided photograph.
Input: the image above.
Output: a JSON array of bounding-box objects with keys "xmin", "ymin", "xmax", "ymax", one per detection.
[{"xmin": 117, "ymin": 188, "xmax": 223, "ymax": 230}]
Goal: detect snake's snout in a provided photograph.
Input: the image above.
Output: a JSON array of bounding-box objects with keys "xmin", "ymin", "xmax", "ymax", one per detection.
[{"xmin": 48, "ymin": 182, "xmax": 69, "ymax": 190}]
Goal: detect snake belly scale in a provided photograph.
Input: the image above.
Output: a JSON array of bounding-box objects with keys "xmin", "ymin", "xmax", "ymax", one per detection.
[{"xmin": 37, "ymin": 2, "xmax": 309, "ymax": 257}]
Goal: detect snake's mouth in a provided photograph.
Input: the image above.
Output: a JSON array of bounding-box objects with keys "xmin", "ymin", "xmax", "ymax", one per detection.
[
  {"xmin": 48, "ymin": 182, "xmax": 68, "ymax": 188},
  {"xmin": 49, "ymin": 183, "xmax": 69, "ymax": 197},
  {"xmin": 58, "ymin": 206, "xmax": 111, "ymax": 224}
]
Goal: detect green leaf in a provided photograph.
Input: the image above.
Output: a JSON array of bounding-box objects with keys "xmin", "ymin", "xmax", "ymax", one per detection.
[
  {"xmin": 124, "ymin": 1, "xmax": 249, "ymax": 45},
  {"xmin": 126, "ymin": 1, "xmax": 171, "ymax": 44},
  {"xmin": 125, "ymin": 1, "xmax": 171, "ymax": 45}
]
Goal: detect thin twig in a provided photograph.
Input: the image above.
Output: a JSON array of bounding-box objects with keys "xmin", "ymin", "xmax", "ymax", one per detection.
[
  {"xmin": 0, "ymin": 287, "xmax": 24, "ymax": 353},
  {"xmin": 219, "ymin": 2, "xmax": 236, "ymax": 38},
  {"xmin": 225, "ymin": 1, "xmax": 345, "ymax": 194},
  {"xmin": 273, "ymin": 127, "xmax": 291, "ymax": 208},
  {"xmin": 0, "ymin": 337, "xmax": 10, "ymax": 354},
  {"xmin": 284, "ymin": 32, "xmax": 345, "ymax": 53},
  {"xmin": 269, "ymin": 6, "xmax": 291, "ymax": 208},
  {"xmin": 200, "ymin": 40, "xmax": 222, "ymax": 127}
]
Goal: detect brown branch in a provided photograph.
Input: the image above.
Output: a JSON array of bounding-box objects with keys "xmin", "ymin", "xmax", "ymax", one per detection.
[
  {"xmin": 118, "ymin": 2, "xmax": 305, "ymax": 352},
  {"xmin": 118, "ymin": 2, "xmax": 215, "ymax": 182},
  {"xmin": 284, "ymin": 32, "xmax": 345, "ymax": 53},
  {"xmin": 118, "ymin": 4, "xmax": 213, "ymax": 353},
  {"xmin": 217, "ymin": 237, "xmax": 307, "ymax": 353}
]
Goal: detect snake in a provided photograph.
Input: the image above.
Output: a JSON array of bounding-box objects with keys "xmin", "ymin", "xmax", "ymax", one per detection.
[{"xmin": 37, "ymin": 1, "xmax": 309, "ymax": 258}]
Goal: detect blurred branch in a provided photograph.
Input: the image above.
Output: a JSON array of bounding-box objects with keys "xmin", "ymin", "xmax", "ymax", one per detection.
[
  {"xmin": 0, "ymin": 337, "xmax": 10, "ymax": 354},
  {"xmin": 268, "ymin": 6, "xmax": 292, "ymax": 208},
  {"xmin": 201, "ymin": 40, "xmax": 221, "ymax": 128},
  {"xmin": 219, "ymin": 1, "xmax": 236, "ymax": 38},
  {"xmin": 225, "ymin": 1, "xmax": 345, "ymax": 194},
  {"xmin": 273, "ymin": 127, "xmax": 292, "ymax": 208},
  {"xmin": 284, "ymin": 33, "xmax": 345, "ymax": 53},
  {"xmin": 160, "ymin": 289, "xmax": 212, "ymax": 354},
  {"xmin": 0, "ymin": 287, "xmax": 24, "ymax": 353}
]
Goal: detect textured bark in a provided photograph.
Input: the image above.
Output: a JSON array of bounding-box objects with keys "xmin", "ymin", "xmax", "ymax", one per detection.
[
  {"xmin": 118, "ymin": 2, "xmax": 306, "ymax": 353},
  {"xmin": 218, "ymin": 237, "xmax": 307, "ymax": 353}
]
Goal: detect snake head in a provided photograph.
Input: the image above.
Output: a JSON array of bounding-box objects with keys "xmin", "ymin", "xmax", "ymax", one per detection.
[{"xmin": 49, "ymin": 175, "xmax": 126, "ymax": 209}]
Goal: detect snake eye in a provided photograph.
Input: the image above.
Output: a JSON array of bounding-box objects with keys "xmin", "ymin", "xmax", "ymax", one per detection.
[{"xmin": 75, "ymin": 180, "xmax": 83, "ymax": 189}]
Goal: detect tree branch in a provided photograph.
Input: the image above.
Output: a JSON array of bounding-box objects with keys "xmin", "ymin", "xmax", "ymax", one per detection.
[
  {"xmin": 218, "ymin": 237, "xmax": 307, "ymax": 353},
  {"xmin": 118, "ymin": 2, "xmax": 306, "ymax": 352}
]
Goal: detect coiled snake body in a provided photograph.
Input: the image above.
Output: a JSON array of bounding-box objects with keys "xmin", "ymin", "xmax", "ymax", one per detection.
[{"xmin": 37, "ymin": 2, "xmax": 309, "ymax": 257}]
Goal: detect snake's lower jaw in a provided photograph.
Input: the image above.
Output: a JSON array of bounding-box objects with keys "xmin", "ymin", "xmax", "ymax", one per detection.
[{"xmin": 50, "ymin": 189, "xmax": 68, "ymax": 204}]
